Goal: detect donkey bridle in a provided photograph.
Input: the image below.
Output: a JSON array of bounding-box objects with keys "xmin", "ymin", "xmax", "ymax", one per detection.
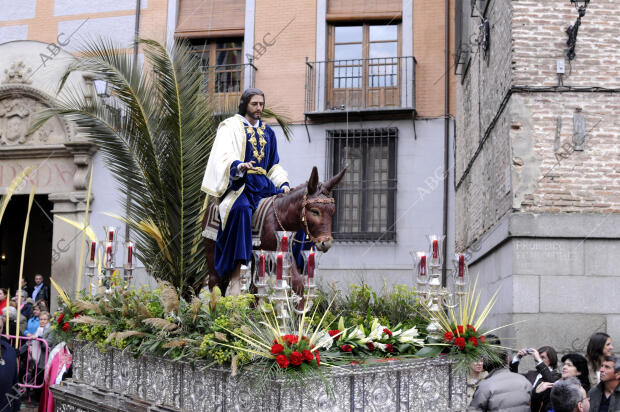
[{"xmin": 272, "ymin": 189, "xmax": 334, "ymax": 245}]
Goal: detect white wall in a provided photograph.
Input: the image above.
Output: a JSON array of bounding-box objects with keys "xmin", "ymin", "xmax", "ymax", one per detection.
[{"xmin": 272, "ymin": 118, "xmax": 453, "ymax": 291}]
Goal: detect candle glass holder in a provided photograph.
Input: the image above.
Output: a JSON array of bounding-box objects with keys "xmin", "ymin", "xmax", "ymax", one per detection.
[
  {"xmin": 103, "ymin": 226, "xmax": 118, "ymax": 254},
  {"xmin": 239, "ymin": 264, "xmax": 251, "ymax": 293},
  {"xmin": 84, "ymin": 239, "xmax": 98, "ymax": 296},
  {"xmin": 452, "ymin": 254, "xmax": 468, "ymax": 297},
  {"xmin": 426, "ymin": 234, "xmax": 445, "ymax": 267},
  {"xmin": 252, "ymin": 250, "xmax": 268, "ymax": 287},
  {"xmin": 275, "ymin": 231, "xmax": 294, "ymax": 254},
  {"xmin": 123, "ymin": 241, "xmax": 136, "ymax": 286},
  {"xmin": 410, "ymin": 250, "xmax": 429, "ymax": 287}
]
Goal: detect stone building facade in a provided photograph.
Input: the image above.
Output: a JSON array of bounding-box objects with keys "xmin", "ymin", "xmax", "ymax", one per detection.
[{"xmin": 455, "ymin": 0, "xmax": 620, "ymax": 355}]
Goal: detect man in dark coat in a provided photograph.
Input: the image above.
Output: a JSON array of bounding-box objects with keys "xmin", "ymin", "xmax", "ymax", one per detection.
[
  {"xmin": 589, "ymin": 356, "xmax": 620, "ymax": 412},
  {"xmin": 29, "ymin": 273, "xmax": 50, "ymax": 308},
  {"xmin": 0, "ymin": 318, "xmax": 21, "ymax": 412}
]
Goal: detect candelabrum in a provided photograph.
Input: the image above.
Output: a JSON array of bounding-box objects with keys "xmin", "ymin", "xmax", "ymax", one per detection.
[
  {"xmin": 249, "ymin": 231, "xmax": 322, "ymax": 334},
  {"xmin": 410, "ymin": 234, "xmax": 468, "ymax": 339},
  {"xmin": 84, "ymin": 226, "xmax": 136, "ymax": 296}
]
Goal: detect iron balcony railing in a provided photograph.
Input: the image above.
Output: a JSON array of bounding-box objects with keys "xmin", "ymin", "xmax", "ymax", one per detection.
[
  {"xmin": 305, "ymin": 56, "xmax": 416, "ymax": 114},
  {"xmin": 200, "ymin": 62, "xmax": 257, "ymax": 113}
]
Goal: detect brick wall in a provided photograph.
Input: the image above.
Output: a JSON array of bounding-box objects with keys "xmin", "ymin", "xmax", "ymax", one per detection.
[
  {"xmin": 253, "ymin": 0, "xmax": 316, "ymax": 123},
  {"xmin": 455, "ymin": 0, "xmax": 513, "ymax": 249},
  {"xmin": 456, "ymin": 0, "xmax": 620, "ymax": 249}
]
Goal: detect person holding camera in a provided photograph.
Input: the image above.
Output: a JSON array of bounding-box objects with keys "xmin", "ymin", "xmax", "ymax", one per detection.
[{"xmin": 510, "ymin": 346, "xmax": 561, "ymax": 390}]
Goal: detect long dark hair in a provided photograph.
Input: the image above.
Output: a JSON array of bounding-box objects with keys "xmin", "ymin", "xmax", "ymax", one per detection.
[
  {"xmin": 561, "ymin": 353, "xmax": 590, "ymax": 392},
  {"xmin": 538, "ymin": 346, "xmax": 558, "ymax": 369},
  {"xmin": 587, "ymin": 332, "xmax": 611, "ymax": 371},
  {"xmin": 238, "ymin": 88, "xmax": 265, "ymax": 116}
]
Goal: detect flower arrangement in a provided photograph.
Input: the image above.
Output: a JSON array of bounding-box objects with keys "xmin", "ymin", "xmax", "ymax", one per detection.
[
  {"xmin": 326, "ymin": 317, "xmax": 424, "ymax": 358},
  {"xmin": 270, "ymin": 334, "xmax": 320, "ymax": 369},
  {"xmin": 424, "ymin": 277, "xmax": 505, "ymax": 370}
]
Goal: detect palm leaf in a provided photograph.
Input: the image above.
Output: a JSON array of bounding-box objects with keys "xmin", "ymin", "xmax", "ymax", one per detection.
[{"xmin": 28, "ymin": 37, "xmax": 291, "ymax": 296}]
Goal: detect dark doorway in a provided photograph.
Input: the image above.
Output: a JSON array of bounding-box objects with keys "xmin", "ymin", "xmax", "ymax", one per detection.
[{"xmin": 0, "ymin": 195, "xmax": 53, "ymax": 293}]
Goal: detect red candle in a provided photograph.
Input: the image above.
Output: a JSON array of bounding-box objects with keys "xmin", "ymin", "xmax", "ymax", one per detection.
[
  {"xmin": 108, "ymin": 227, "xmax": 115, "ymax": 243},
  {"xmin": 419, "ymin": 255, "xmax": 427, "ymax": 276},
  {"xmin": 432, "ymin": 239, "xmax": 439, "ymax": 259},
  {"xmin": 276, "ymin": 253, "xmax": 283, "ymax": 280},
  {"xmin": 280, "ymin": 235, "xmax": 288, "ymax": 252},
  {"xmin": 307, "ymin": 252, "xmax": 315, "ymax": 279},
  {"xmin": 106, "ymin": 244, "xmax": 112, "ymax": 266},
  {"xmin": 258, "ymin": 252, "xmax": 265, "ymax": 280},
  {"xmin": 89, "ymin": 241, "xmax": 96, "ymax": 262},
  {"xmin": 458, "ymin": 254, "xmax": 465, "ymax": 278},
  {"xmin": 127, "ymin": 244, "xmax": 133, "ymax": 266}
]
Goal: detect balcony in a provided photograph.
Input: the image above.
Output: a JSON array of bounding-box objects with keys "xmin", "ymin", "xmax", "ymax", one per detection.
[
  {"xmin": 200, "ymin": 62, "xmax": 256, "ymax": 114},
  {"xmin": 305, "ymin": 56, "xmax": 416, "ymax": 121}
]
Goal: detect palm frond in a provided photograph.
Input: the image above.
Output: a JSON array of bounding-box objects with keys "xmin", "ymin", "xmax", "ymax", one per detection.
[{"xmin": 27, "ymin": 37, "xmax": 291, "ymax": 296}]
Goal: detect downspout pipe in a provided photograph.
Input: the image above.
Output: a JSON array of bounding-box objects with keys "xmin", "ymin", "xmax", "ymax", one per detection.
[{"xmin": 442, "ymin": 0, "xmax": 450, "ymax": 286}]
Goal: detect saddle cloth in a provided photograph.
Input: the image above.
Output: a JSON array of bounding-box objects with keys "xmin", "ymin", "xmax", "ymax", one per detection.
[{"xmin": 202, "ymin": 195, "xmax": 274, "ymax": 247}]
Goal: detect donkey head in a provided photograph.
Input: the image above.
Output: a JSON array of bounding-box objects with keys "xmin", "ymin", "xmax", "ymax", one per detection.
[{"xmin": 301, "ymin": 166, "xmax": 346, "ymax": 252}]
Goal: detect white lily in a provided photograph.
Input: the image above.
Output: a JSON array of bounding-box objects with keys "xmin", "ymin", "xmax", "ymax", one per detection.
[
  {"xmin": 397, "ymin": 326, "xmax": 424, "ymax": 346},
  {"xmin": 316, "ymin": 331, "xmax": 335, "ymax": 350}
]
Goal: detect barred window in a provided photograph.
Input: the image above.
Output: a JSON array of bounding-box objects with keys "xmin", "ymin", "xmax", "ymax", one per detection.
[{"xmin": 326, "ymin": 128, "xmax": 397, "ymax": 241}]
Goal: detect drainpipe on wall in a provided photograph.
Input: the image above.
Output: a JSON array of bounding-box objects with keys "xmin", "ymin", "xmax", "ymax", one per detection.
[{"xmin": 442, "ymin": 0, "xmax": 450, "ymax": 286}]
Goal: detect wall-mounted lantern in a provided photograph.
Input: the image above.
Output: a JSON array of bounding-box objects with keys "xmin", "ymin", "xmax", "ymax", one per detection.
[{"xmin": 566, "ymin": 0, "xmax": 590, "ymax": 61}]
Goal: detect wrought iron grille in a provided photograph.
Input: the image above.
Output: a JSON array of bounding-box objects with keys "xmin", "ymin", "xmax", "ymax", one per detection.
[{"xmin": 326, "ymin": 128, "xmax": 398, "ymax": 241}]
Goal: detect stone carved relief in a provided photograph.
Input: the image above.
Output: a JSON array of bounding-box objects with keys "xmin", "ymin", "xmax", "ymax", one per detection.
[
  {"xmin": 3, "ymin": 61, "xmax": 32, "ymax": 85},
  {"xmin": 0, "ymin": 97, "xmax": 68, "ymax": 146}
]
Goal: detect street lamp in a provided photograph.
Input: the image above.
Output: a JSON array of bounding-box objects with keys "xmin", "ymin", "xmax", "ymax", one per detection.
[
  {"xmin": 566, "ymin": 0, "xmax": 591, "ymax": 61},
  {"xmin": 93, "ymin": 79, "xmax": 110, "ymax": 98}
]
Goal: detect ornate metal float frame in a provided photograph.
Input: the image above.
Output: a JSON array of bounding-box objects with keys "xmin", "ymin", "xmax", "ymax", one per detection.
[{"xmin": 53, "ymin": 340, "xmax": 467, "ymax": 412}]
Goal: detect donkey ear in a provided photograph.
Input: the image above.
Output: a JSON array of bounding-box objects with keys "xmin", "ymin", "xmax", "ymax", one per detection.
[
  {"xmin": 323, "ymin": 168, "xmax": 347, "ymax": 193},
  {"xmin": 307, "ymin": 166, "xmax": 319, "ymax": 194}
]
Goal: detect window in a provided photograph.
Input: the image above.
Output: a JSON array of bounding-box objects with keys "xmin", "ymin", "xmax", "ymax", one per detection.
[
  {"xmin": 327, "ymin": 128, "xmax": 397, "ymax": 241},
  {"xmin": 454, "ymin": 0, "xmax": 471, "ymax": 75},
  {"xmin": 328, "ymin": 23, "xmax": 400, "ymax": 109},
  {"xmin": 192, "ymin": 38, "xmax": 245, "ymax": 111}
]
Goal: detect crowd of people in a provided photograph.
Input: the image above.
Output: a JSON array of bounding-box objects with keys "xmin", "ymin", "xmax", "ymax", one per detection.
[
  {"xmin": 468, "ymin": 332, "xmax": 619, "ymax": 412},
  {"xmin": 0, "ymin": 274, "xmax": 62, "ymax": 412}
]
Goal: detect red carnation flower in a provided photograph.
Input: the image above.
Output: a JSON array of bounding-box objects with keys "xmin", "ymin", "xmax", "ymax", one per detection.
[
  {"xmin": 302, "ymin": 349, "xmax": 313, "ymax": 362},
  {"xmin": 340, "ymin": 344, "xmax": 353, "ymax": 353},
  {"xmin": 328, "ymin": 330, "xmax": 341, "ymax": 341},
  {"xmin": 443, "ymin": 331, "xmax": 454, "ymax": 342},
  {"xmin": 271, "ymin": 343, "xmax": 284, "ymax": 355},
  {"xmin": 290, "ymin": 351, "xmax": 303, "ymax": 366},
  {"xmin": 385, "ymin": 344, "xmax": 394, "ymax": 353},
  {"xmin": 57, "ymin": 313, "xmax": 64, "ymax": 324},
  {"xmin": 456, "ymin": 325, "xmax": 464, "ymax": 335},
  {"xmin": 467, "ymin": 324, "xmax": 476, "ymax": 332},
  {"xmin": 383, "ymin": 328, "xmax": 393, "ymax": 337},
  {"xmin": 479, "ymin": 335, "xmax": 486, "ymax": 343},
  {"xmin": 282, "ymin": 334, "xmax": 298, "ymax": 345},
  {"xmin": 366, "ymin": 342, "xmax": 375, "ymax": 350},
  {"xmin": 61, "ymin": 322, "xmax": 70, "ymax": 332},
  {"xmin": 469, "ymin": 337, "xmax": 478, "ymax": 347},
  {"xmin": 454, "ymin": 337, "xmax": 466, "ymax": 350},
  {"xmin": 73, "ymin": 313, "xmax": 82, "ymax": 318},
  {"xmin": 315, "ymin": 351, "xmax": 321, "ymax": 366},
  {"xmin": 276, "ymin": 354, "xmax": 289, "ymax": 368}
]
